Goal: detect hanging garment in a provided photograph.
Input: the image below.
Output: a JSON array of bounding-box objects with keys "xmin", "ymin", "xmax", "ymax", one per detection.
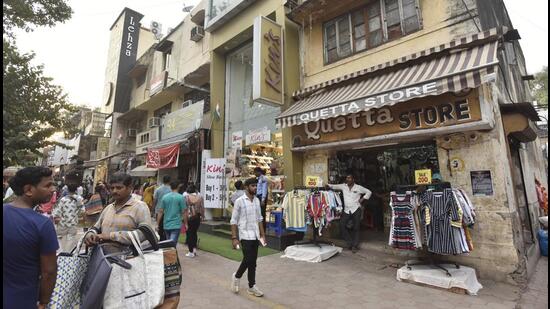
[
  {"xmin": 423, "ymin": 189, "xmax": 458, "ymax": 255},
  {"xmin": 389, "ymin": 191, "xmax": 421, "ymax": 250},
  {"xmin": 282, "ymin": 192, "xmax": 308, "ymax": 229}
]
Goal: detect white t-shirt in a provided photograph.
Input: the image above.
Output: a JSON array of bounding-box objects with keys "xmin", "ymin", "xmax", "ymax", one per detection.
[
  {"xmin": 4, "ymin": 187, "xmax": 14, "ymax": 200},
  {"xmin": 328, "ymin": 183, "xmax": 372, "ymax": 214}
]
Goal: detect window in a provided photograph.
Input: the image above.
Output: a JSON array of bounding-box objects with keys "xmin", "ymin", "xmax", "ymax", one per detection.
[
  {"xmin": 323, "ymin": 0, "xmax": 421, "ymax": 64},
  {"xmin": 163, "ymin": 49, "xmax": 172, "ymax": 71}
]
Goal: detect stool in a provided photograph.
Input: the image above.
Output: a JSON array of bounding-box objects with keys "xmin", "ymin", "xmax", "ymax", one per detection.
[{"xmin": 267, "ymin": 211, "xmax": 284, "ymax": 237}]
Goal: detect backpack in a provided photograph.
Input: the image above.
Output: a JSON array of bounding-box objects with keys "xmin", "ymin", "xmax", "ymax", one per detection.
[{"xmin": 186, "ymin": 194, "xmax": 201, "ymax": 217}]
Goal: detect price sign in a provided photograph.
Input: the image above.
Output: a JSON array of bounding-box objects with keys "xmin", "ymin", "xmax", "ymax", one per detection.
[
  {"xmin": 306, "ymin": 176, "xmax": 321, "ymax": 188},
  {"xmin": 415, "ymin": 169, "xmax": 432, "ymax": 185}
]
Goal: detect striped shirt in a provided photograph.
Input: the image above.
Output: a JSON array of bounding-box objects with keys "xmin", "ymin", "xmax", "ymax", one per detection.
[
  {"xmin": 230, "ymin": 194, "xmax": 263, "ymax": 240},
  {"xmin": 282, "ymin": 192, "xmax": 307, "ymax": 229},
  {"xmin": 92, "ymin": 196, "xmax": 152, "ymax": 253}
]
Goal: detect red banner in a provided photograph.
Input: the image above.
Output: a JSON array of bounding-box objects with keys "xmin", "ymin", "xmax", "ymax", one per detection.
[{"xmin": 146, "ymin": 143, "xmax": 180, "ymax": 169}]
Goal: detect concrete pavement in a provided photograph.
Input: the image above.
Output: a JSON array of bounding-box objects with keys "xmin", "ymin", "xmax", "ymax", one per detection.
[{"xmin": 177, "ymin": 244, "xmax": 547, "ymax": 309}]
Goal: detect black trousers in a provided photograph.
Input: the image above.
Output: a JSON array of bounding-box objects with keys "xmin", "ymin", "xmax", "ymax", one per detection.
[
  {"xmin": 257, "ymin": 194, "xmax": 267, "ymax": 231},
  {"xmin": 157, "ymin": 214, "xmax": 166, "ymax": 241},
  {"xmin": 341, "ymin": 208, "xmax": 362, "ymax": 248},
  {"xmin": 187, "ymin": 216, "xmax": 201, "ymax": 252},
  {"xmin": 235, "ymin": 239, "xmax": 259, "ymax": 288}
]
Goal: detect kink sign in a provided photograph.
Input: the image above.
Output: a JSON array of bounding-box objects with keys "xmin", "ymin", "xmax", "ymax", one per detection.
[
  {"xmin": 204, "ymin": 158, "xmax": 226, "ymax": 209},
  {"xmin": 294, "ymin": 90, "xmax": 483, "ymax": 146}
]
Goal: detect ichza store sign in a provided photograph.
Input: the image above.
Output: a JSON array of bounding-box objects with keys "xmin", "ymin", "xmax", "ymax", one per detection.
[{"xmin": 293, "ymin": 90, "xmax": 482, "ymax": 147}]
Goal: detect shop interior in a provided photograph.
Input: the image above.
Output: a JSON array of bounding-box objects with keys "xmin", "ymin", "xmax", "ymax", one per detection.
[{"xmin": 328, "ymin": 141, "xmax": 441, "ymax": 243}]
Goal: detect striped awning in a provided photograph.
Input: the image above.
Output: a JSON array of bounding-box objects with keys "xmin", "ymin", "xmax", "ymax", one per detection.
[{"xmin": 276, "ymin": 40, "xmax": 499, "ymax": 129}]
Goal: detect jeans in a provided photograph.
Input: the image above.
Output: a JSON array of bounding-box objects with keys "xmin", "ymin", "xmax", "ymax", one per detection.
[
  {"xmin": 341, "ymin": 208, "xmax": 362, "ymax": 248},
  {"xmin": 164, "ymin": 229, "xmax": 181, "ymax": 244},
  {"xmin": 187, "ymin": 216, "xmax": 201, "ymax": 252},
  {"xmin": 235, "ymin": 239, "xmax": 259, "ymax": 288}
]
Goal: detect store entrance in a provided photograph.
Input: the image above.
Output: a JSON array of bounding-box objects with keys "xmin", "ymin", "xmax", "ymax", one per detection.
[{"xmin": 329, "ymin": 141, "xmax": 441, "ymax": 243}]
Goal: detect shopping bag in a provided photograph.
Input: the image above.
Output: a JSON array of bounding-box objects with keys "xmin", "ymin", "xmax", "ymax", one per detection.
[
  {"xmin": 103, "ymin": 231, "xmax": 165, "ymax": 309},
  {"xmin": 156, "ymin": 241, "xmax": 183, "ymax": 309},
  {"xmin": 47, "ymin": 233, "xmax": 91, "ymax": 309},
  {"xmin": 80, "ymin": 244, "xmax": 113, "ymax": 309}
]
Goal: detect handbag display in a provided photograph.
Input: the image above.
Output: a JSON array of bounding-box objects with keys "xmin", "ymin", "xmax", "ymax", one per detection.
[
  {"xmin": 103, "ymin": 231, "xmax": 165, "ymax": 309},
  {"xmin": 156, "ymin": 240, "xmax": 183, "ymax": 309},
  {"xmin": 46, "ymin": 233, "xmax": 91, "ymax": 309},
  {"xmin": 80, "ymin": 243, "xmax": 114, "ymax": 309}
]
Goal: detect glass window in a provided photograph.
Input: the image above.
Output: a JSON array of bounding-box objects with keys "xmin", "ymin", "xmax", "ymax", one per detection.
[
  {"xmin": 353, "ymin": 11, "xmax": 367, "ymax": 52},
  {"xmin": 367, "ymin": 2, "xmax": 383, "ymax": 48},
  {"xmin": 385, "ymin": 0, "xmax": 402, "ymax": 40},
  {"xmin": 402, "ymin": 0, "xmax": 420, "ymax": 34},
  {"xmin": 337, "ymin": 17, "xmax": 352, "ymax": 58}
]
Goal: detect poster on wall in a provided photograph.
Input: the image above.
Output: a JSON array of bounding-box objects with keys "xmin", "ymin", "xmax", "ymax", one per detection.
[
  {"xmin": 470, "ymin": 170, "xmax": 494, "ymax": 196},
  {"xmin": 146, "ymin": 143, "xmax": 180, "ymax": 169},
  {"xmin": 232, "ymin": 131, "xmax": 243, "ymax": 150},
  {"xmin": 204, "ymin": 158, "xmax": 226, "ymax": 209}
]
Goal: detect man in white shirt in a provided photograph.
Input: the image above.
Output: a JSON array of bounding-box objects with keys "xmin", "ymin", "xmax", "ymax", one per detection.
[
  {"xmin": 328, "ymin": 174, "xmax": 372, "ymax": 253},
  {"xmin": 230, "ymin": 178, "xmax": 265, "ymax": 297}
]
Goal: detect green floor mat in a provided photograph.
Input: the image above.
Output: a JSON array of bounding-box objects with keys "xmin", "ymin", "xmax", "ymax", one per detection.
[{"xmin": 179, "ymin": 232, "xmax": 279, "ymax": 262}]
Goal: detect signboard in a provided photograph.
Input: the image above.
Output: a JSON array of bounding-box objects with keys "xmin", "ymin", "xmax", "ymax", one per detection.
[
  {"xmin": 96, "ymin": 137, "xmax": 110, "ymax": 159},
  {"xmin": 253, "ymin": 16, "xmax": 283, "ymax": 106},
  {"xmin": 306, "ymin": 176, "xmax": 321, "ymax": 187},
  {"xmin": 200, "ymin": 150, "xmax": 211, "ymax": 199},
  {"xmin": 294, "ymin": 91, "xmax": 483, "ymax": 147},
  {"xmin": 146, "ymin": 143, "xmax": 180, "ymax": 169},
  {"xmin": 162, "ymin": 101, "xmax": 204, "ymax": 140},
  {"xmin": 246, "ymin": 128, "xmax": 271, "ymax": 145},
  {"xmin": 114, "ymin": 8, "xmax": 143, "ymax": 113},
  {"xmin": 150, "ymin": 71, "xmax": 167, "ymax": 96},
  {"xmin": 231, "ymin": 131, "xmax": 243, "ymax": 150},
  {"xmin": 85, "ymin": 112, "xmax": 108, "ymax": 136},
  {"xmin": 204, "ymin": 158, "xmax": 226, "ymax": 209},
  {"xmin": 415, "ymin": 169, "xmax": 432, "ymax": 185},
  {"xmin": 470, "ymin": 170, "xmax": 494, "ymax": 196}
]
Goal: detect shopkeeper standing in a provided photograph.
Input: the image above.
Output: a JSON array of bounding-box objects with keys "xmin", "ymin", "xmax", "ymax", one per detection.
[
  {"xmin": 254, "ymin": 167, "xmax": 269, "ymax": 231},
  {"xmin": 327, "ymin": 174, "xmax": 372, "ymax": 253}
]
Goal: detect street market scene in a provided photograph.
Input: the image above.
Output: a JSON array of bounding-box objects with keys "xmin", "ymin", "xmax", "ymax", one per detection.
[{"xmin": 2, "ymin": 0, "xmax": 548, "ymax": 308}]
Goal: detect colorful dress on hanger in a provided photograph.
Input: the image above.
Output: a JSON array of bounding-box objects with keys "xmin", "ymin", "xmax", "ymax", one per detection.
[{"xmin": 389, "ymin": 191, "xmax": 422, "ymax": 250}]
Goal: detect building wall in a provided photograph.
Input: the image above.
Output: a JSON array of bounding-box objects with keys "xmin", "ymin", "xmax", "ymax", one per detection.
[
  {"xmin": 101, "ymin": 16, "xmax": 125, "ymax": 114},
  {"xmin": 300, "ymin": 0, "xmax": 480, "ymax": 89}
]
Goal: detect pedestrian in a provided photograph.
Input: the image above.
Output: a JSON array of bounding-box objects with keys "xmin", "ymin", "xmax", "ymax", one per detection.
[
  {"xmin": 230, "ymin": 180, "xmax": 246, "ymax": 206},
  {"xmin": 154, "ymin": 175, "xmax": 172, "ymax": 241},
  {"xmin": 53, "ymin": 183, "xmax": 84, "ymax": 252},
  {"xmin": 157, "ymin": 181, "xmax": 188, "ymax": 245},
  {"xmin": 83, "ymin": 185, "xmax": 105, "ymax": 227},
  {"xmin": 253, "ymin": 167, "xmax": 269, "ymax": 231},
  {"xmin": 143, "ymin": 182, "xmax": 156, "ymax": 216},
  {"xmin": 327, "ymin": 174, "xmax": 372, "ymax": 253},
  {"xmin": 230, "ymin": 178, "xmax": 266, "ymax": 297},
  {"xmin": 84, "ymin": 173, "xmax": 152, "ymax": 254},
  {"xmin": 3, "ymin": 167, "xmax": 59, "ymax": 308},
  {"xmin": 184, "ymin": 183, "xmax": 204, "ymax": 257}
]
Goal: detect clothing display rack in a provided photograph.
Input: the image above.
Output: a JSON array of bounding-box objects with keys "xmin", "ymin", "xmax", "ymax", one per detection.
[
  {"xmin": 394, "ymin": 182, "xmax": 460, "ymax": 277},
  {"xmin": 292, "ymin": 186, "xmax": 338, "ymax": 248}
]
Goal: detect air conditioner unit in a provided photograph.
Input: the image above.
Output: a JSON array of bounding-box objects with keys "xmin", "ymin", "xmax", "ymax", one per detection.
[
  {"xmin": 151, "ymin": 21, "xmax": 163, "ymax": 40},
  {"xmin": 127, "ymin": 129, "xmax": 137, "ymax": 137},
  {"xmin": 181, "ymin": 100, "xmax": 193, "ymax": 109},
  {"xmin": 148, "ymin": 117, "xmax": 161, "ymax": 128},
  {"xmin": 190, "ymin": 26, "xmax": 205, "ymax": 42}
]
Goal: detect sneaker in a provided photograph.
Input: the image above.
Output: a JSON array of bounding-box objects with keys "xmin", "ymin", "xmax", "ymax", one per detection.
[
  {"xmin": 247, "ymin": 285, "xmax": 264, "ymax": 297},
  {"xmin": 231, "ymin": 273, "xmax": 240, "ymax": 293},
  {"xmin": 185, "ymin": 252, "xmax": 195, "ymax": 258}
]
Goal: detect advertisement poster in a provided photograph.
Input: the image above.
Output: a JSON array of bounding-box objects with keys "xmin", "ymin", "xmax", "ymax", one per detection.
[
  {"xmin": 146, "ymin": 143, "xmax": 180, "ymax": 169},
  {"xmin": 204, "ymin": 158, "xmax": 226, "ymax": 209},
  {"xmin": 231, "ymin": 131, "xmax": 243, "ymax": 150},
  {"xmin": 470, "ymin": 170, "xmax": 494, "ymax": 196}
]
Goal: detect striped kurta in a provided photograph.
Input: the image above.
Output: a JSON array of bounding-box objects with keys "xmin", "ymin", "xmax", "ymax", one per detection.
[{"xmin": 423, "ymin": 189, "xmax": 458, "ymax": 255}]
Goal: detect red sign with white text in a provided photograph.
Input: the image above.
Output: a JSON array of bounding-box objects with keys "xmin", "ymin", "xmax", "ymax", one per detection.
[{"xmin": 146, "ymin": 143, "xmax": 180, "ymax": 169}]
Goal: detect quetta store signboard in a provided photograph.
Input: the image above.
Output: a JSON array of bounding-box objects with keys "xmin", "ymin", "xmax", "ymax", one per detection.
[{"xmin": 204, "ymin": 158, "xmax": 226, "ymax": 209}]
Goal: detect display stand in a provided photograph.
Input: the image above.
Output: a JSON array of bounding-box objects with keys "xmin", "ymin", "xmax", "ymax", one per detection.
[
  {"xmin": 394, "ymin": 182, "xmax": 460, "ymax": 277},
  {"xmin": 292, "ymin": 186, "xmax": 338, "ymax": 248}
]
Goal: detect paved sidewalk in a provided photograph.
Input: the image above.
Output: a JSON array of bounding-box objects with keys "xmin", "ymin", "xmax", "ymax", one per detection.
[
  {"xmin": 177, "ymin": 244, "xmax": 535, "ymax": 309},
  {"xmin": 516, "ymin": 257, "xmax": 548, "ymax": 309}
]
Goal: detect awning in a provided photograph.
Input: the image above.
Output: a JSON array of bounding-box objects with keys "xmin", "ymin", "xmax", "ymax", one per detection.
[
  {"xmin": 129, "ymin": 165, "xmax": 158, "ymax": 177},
  {"xmin": 276, "ymin": 40, "xmax": 499, "ymax": 128}
]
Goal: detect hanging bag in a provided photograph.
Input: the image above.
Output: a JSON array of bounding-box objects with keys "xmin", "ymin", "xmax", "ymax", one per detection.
[
  {"xmin": 47, "ymin": 231, "xmax": 92, "ymax": 309},
  {"xmin": 103, "ymin": 231, "xmax": 165, "ymax": 309}
]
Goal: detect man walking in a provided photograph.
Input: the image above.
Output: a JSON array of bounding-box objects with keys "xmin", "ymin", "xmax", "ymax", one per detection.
[
  {"xmin": 254, "ymin": 167, "xmax": 269, "ymax": 231},
  {"xmin": 328, "ymin": 174, "xmax": 372, "ymax": 253},
  {"xmin": 157, "ymin": 182, "xmax": 188, "ymax": 245},
  {"xmin": 230, "ymin": 178, "xmax": 265, "ymax": 297},
  {"xmin": 53, "ymin": 182, "xmax": 84, "ymax": 252},
  {"xmin": 3, "ymin": 167, "xmax": 59, "ymax": 308},
  {"xmin": 154, "ymin": 176, "xmax": 172, "ymax": 241}
]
